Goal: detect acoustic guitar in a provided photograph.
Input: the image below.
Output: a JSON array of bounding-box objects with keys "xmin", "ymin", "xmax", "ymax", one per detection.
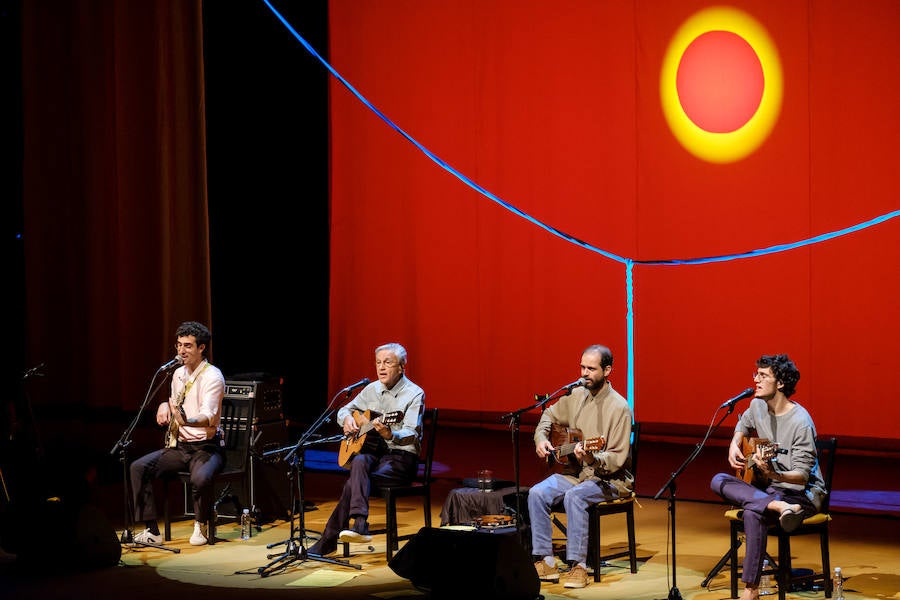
[
  {"xmin": 163, "ymin": 361, "xmax": 207, "ymax": 448},
  {"xmin": 547, "ymin": 423, "xmax": 605, "ymax": 472},
  {"xmin": 338, "ymin": 409, "xmax": 404, "ymax": 468},
  {"xmin": 164, "ymin": 401, "xmax": 187, "ymax": 449},
  {"xmin": 737, "ymin": 436, "xmax": 782, "ymax": 486}
]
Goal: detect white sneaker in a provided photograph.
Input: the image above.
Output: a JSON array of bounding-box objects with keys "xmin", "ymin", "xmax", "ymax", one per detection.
[
  {"xmin": 133, "ymin": 528, "xmax": 163, "ymax": 544},
  {"xmin": 338, "ymin": 529, "xmax": 372, "ymax": 544},
  {"xmin": 189, "ymin": 521, "xmax": 208, "ymax": 546}
]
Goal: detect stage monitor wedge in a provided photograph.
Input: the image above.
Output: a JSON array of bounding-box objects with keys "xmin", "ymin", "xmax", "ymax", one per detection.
[{"xmin": 388, "ymin": 526, "xmax": 540, "ymax": 600}]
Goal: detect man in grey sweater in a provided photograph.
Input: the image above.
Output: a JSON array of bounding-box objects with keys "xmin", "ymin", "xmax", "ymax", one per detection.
[{"xmin": 710, "ymin": 354, "xmax": 826, "ymax": 600}]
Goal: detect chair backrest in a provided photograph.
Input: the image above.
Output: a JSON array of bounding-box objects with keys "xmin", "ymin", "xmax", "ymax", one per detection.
[
  {"xmin": 815, "ymin": 436, "xmax": 837, "ymax": 513},
  {"xmin": 629, "ymin": 421, "xmax": 641, "ymax": 480},
  {"xmin": 417, "ymin": 407, "xmax": 438, "ymax": 482},
  {"xmin": 219, "ymin": 394, "xmax": 254, "ymax": 473}
]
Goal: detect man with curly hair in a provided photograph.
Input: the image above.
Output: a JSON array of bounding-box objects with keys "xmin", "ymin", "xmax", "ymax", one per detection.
[
  {"xmin": 130, "ymin": 321, "xmax": 226, "ymax": 547},
  {"xmin": 710, "ymin": 354, "xmax": 827, "ymax": 600}
]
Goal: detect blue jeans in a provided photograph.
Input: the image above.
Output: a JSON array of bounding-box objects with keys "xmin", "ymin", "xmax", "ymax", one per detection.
[{"xmin": 527, "ymin": 474, "xmax": 620, "ymax": 564}]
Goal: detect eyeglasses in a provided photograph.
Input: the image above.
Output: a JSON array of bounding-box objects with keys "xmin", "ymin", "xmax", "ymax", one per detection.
[
  {"xmin": 375, "ymin": 359, "xmax": 398, "ymax": 368},
  {"xmin": 752, "ymin": 372, "xmax": 773, "ymax": 381}
]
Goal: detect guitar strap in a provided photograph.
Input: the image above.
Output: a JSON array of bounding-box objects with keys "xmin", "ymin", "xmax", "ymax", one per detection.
[
  {"xmin": 177, "ymin": 360, "xmax": 209, "ymax": 405},
  {"xmin": 172, "ymin": 361, "xmax": 210, "ymax": 435}
]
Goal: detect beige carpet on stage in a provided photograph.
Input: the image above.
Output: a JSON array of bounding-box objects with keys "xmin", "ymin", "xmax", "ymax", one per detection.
[{"xmin": 7, "ymin": 491, "xmax": 893, "ymax": 600}]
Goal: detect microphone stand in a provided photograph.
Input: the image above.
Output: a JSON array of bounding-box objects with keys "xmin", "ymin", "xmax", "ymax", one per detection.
[
  {"xmin": 241, "ymin": 387, "xmax": 362, "ymax": 576},
  {"xmin": 652, "ymin": 401, "xmax": 738, "ymax": 600},
  {"xmin": 2, "ymin": 365, "xmax": 48, "ymax": 505},
  {"xmin": 499, "ymin": 389, "xmax": 562, "ymax": 549},
  {"xmin": 110, "ymin": 367, "xmax": 180, "ymax": 554},
  {"xmin": 19, "ymin": 363, "xmax": 47, "ymax": 463}
]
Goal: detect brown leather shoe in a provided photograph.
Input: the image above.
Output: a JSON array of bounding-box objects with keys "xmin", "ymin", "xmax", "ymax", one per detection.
[
  {"xmin": 564, "ymin": 564, "xmax": 589, "ymax": 588},
  {"xmin": 534, "ymin": 560, "xmax": 560, "ymax": 582}
]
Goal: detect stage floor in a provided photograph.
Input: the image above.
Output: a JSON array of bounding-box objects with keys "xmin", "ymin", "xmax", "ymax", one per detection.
[{"xmin": 3, "ymin": 484, "xmax": 898, "ymax": 600}]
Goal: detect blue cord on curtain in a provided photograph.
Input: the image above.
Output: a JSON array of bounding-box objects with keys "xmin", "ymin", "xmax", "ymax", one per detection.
[{"xmin": 263, "ymin": 0, "xmax": 900, "ymax": 411}]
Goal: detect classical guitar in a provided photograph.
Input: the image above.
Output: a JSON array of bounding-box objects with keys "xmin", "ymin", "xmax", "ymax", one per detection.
[
  {"xmin": 547, "ymin": 423, "xmax": 605, "ymax": 472},
  {"xmin": 338, "ymin": 410, "xmax": 404, "ymax": 468},
  {"xmin": 737, "ymin": 436, "xmax": 782, "ymax": 486}
]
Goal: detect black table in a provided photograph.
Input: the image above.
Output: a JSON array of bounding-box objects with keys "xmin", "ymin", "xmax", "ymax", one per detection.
[{"xmin": 439, "ymin": 485, "xmax": 530, "ymax": 526}]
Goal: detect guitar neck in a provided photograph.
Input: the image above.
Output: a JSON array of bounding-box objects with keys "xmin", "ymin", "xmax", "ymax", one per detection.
[
  {"xmin": 556, "ymin": 440, "xmax": 580, "ymax": 458},
  {"xmin": 353, "ymin": 419, "xmax": 380, "ymax": 439},
  {"xmin": 357, "ymin": 419, "xmax": 378, "ymax": 435}
]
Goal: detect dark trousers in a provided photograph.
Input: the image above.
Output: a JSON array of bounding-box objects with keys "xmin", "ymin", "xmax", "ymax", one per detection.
[
  {"xmin": 710, "ymin": 473, "xmax": 815, "ymax": 586},
  {"xmin": 318, "ymin": 450, "xmax": 418, "ymax": 548},
  {"xmin": 130, "ymin": 440, "xmax": 224, "ymax": 525}
]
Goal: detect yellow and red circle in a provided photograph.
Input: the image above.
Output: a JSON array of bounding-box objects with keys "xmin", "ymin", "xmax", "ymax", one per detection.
[{"xmin": 660, "ymin": 7, "xmax": 783, "ymax": 164}]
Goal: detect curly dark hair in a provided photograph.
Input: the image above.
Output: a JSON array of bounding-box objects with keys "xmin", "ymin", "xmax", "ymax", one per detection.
[
  {"xmin": 757, "ymin": 354, "xmax": 800, "ymax": 397},
  {"xmin": 175, "ymin": 321, "xmax": 211, "ymax": 356}
]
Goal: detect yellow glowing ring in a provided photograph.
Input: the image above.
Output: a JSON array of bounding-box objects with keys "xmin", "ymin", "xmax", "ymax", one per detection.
[{"xmin": 660, "ymin": 7, "xmax": 783, "ymax": 164}]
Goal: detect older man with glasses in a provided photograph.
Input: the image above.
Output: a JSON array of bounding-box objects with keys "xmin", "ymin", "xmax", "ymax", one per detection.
[{"xmin": 307, "ymin": 342, "xmax": 425, "ymax": 558}]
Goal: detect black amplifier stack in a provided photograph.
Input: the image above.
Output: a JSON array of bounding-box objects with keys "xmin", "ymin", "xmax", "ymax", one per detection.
[
  {"xmin": 220, "ymin": 378, "xmax": 292, "ymax": 521},
  {"xmin": 225, "ymin": 379, "xmax": 284, "ymax": 424}
]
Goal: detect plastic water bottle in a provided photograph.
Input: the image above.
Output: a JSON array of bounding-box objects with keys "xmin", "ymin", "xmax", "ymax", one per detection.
[
  {"xmin": 759, "ymin": 559, "xmax": 775, "ymax": 595},
  {"xmin": 833, "ymin": 567, "xmax": 844, "ymax": 600},
  {"xmin": 240, "ymin": 508, "xmax": 252, "ymax": 540}
]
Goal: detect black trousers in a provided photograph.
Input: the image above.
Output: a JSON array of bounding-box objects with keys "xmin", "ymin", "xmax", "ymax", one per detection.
[
  {"xmin": 130, "ymin": 439, "xmax": 224, "ymax": 524},
  {"xmin": 317, "ymin": 450, "xmax": 418, "ymax": 548}
]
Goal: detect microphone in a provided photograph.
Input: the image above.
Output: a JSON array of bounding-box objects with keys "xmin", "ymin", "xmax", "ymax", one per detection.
[
  {"xmin": 341, "ymin": 377, "xmax": 371, "ymax": 394},
  {"xmin": 22, "ymin": 363, "xmax": 46, "ymax": 380},
  {"xmin": 719, "ymin": 387, "xmax": 755, "ymax": 409},
  {"xmin": 544, "ymin": 377, "xmax": 587, "ymax": 402},
  {"xmin": 157, "ymin": 355, "xmax": 184, "ymax": 372}
]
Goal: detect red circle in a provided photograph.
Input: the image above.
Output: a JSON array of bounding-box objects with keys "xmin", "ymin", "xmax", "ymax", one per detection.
[{"xmin": 676, "ymin": 31, "xmax": 764, "ymax": 133}]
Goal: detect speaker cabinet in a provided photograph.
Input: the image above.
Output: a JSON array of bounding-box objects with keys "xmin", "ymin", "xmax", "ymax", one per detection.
[
  {"xmin": 185, "ymin": 420, "xmax": 292, "ymax": 523},
  {"xmin": 206, "ymin": 459, "xmax": 292, "ymax": 523},
  {"xmin": 389, "ymin": 527, "xmax": 540, "ymax": 599}
]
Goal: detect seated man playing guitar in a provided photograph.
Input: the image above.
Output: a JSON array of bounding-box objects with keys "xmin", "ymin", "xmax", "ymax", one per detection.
[
  {"xmin": 710, "ymin": 354, "xmax": 827, "ymax": 600},
  {"xmin": 129, "ymin": 321, "xmax": 225, "ymax": 547},
  {"xmin": 307, "ymin": 342, "xmax": 425, "ymax": 557},
  {"xmin": 528, "ymin": 344, "xmax": 634, "ymax": 590}
]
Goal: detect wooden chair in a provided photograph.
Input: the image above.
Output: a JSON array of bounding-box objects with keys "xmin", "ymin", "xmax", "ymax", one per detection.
[
  {"xmin": 718, "ymin": 436, "xmax": 838, "ymax": 599},
  {"xmin": 341, "ymin": 407, "xmax": 438, "ymax": 562},
  {"xmin": 162, "ymin": 394, "xmax": 255, "ymax": 543},
  {"xmin": 551, "ymin": 421, "xmax": 641, "ymax": 582}
]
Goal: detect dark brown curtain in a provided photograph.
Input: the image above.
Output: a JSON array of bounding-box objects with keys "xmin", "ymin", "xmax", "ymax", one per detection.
[{"xmin": 21, "ymin": 0, "xmax": 210, "ymax": 428}]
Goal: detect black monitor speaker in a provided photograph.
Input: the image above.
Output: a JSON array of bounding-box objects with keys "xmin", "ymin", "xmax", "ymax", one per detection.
[{"xmin": 388, "ymin": 527, "xmax": 540, "ymax": 600}]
